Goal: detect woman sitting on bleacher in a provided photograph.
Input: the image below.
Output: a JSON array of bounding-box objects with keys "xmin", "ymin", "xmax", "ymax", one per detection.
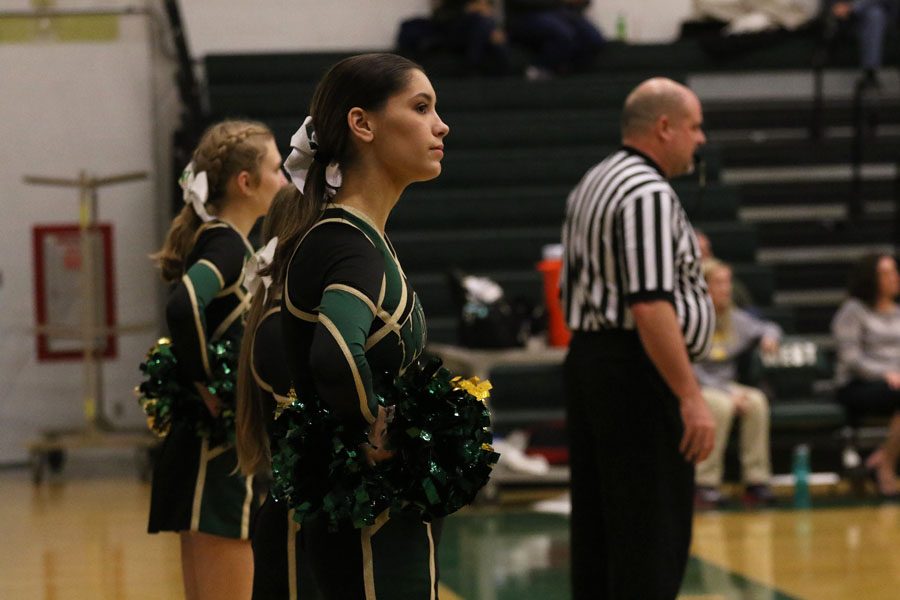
[
  {"xmin": 694, "ymin": 259, "xmax": 782, "ymax": 509},
  {"xmin": 832, "ymin": 253, "xmax": 900, "ymax": 500}
]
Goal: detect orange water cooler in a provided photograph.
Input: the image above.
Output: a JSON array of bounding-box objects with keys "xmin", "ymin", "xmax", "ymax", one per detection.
[{"xmin": 536, "ymin": 244, "xmax": 571, "ymax": 347}]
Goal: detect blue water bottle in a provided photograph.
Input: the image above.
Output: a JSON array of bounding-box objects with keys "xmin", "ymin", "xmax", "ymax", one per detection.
[{"xmin": 793, "ymin": 444, "xmax": 811, "ymax": 508}]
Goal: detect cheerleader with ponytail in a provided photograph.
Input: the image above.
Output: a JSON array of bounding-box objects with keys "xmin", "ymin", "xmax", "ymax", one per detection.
[
  {"xmin": 148, "ymin": 120, "xmax": 285, "ymax": 600},
  {"xmin": 236, "ymin": 184, "xmax": 322, "ymax": 599},
  {"xmin": 264, "ymin": 53, "xmax": 451, "ymax": 600}
]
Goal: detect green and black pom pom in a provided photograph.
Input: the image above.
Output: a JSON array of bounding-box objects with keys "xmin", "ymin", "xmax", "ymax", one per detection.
[
  {"xmin": 270, "ymin": 356, "xmax": 500, "ymax": 530},
  {"xmin": 136, "ymin": 337, "xmax": 238, "ymax": 445}
]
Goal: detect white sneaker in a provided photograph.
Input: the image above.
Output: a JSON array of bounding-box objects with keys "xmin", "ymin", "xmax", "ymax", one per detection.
[{"xmin": 493, "ymin": 438, "xmax": 550, "ymax": 475}]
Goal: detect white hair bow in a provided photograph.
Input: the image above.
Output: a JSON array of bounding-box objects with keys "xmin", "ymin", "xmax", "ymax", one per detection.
[
  {"xmin": 179, "ymin": 162, "xmax": 215, "ymax": 223},
  {"xmin": 243, "ymin": 236, "xmax": 278, "ymax": 298},
  {"xmin": 283, "ymin": 116, "xmax": 342, "ymax": 198}
]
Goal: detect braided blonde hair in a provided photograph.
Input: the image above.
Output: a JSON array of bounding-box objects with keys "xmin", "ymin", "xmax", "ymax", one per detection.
[{"xmin": 153, "ymin": 120, "xmax": 274, "ymax": 282}]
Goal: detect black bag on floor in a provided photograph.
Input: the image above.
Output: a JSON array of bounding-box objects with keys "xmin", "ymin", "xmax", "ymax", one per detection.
[{"xmin": 447, "ymin": 270, "xmax": 533, "ymax": 349}]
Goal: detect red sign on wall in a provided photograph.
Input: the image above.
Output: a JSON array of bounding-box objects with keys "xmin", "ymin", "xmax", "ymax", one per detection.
[{"xmin": 33, "ymin": 224, "xmax": 117, "ymax": 361}]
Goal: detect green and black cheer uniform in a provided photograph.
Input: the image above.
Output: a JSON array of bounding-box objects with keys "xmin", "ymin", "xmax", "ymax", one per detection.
[
  {"xmin": 250, "ymin": 305, "xmax": 320, "ymax": 600},
  {"xmin": 148, "ymin": 220, "xmax": 260, "ymax": 539},
  {"xmin": 281, "ymin": 204, "xmax": 437, "ymax": 600}
]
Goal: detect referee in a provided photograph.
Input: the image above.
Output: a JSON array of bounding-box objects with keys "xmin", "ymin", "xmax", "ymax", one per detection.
[{"xmin": 561, "ymin": 77, "xmax": 716, "ymax": 599}]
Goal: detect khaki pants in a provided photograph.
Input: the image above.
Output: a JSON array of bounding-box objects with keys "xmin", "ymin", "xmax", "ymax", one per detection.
[{"xmin": 696, "ymin": 383, "xmax": 772, "ymax": 487}]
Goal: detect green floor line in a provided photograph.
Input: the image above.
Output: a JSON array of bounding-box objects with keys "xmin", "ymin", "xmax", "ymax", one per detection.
[
  {"xmin": 682, "ymin": 556, "xmax": 802, "ymax": 600},
  {"xmin": 439, "ymin": 510, "xmax": 804, "ymax": 600}
]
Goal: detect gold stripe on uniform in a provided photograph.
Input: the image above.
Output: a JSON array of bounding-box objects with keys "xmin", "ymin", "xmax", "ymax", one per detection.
[
  {"xmin": 287, "ymin": 509, "xmax": 298, "ymax": 600},
  {"xmin": 190, "ymin": 438, "xmax": 211, "ymax": 532},
  {"xmin": 210, "ymin": 290, "xmax": 251, "ymax": 341},
  {"xmin": 366, "ymin": 283, "xmax": 408, "ymax": 354},
  {"xmin": 425, "ymin": 523, "xmax": 437, "ymax": 600},
  {"xmin": 284, "ymin": 215, "xmax": 377, "ymax": 322},
  {"xmin": 383, "ymin": 235, "xmax": 409, "ymax": 280},
  {"xmin": 324, "ymin": 283, "xmax": 377, "ymax": 316},
  {"xmin": 211, "ymin": 218, "xmax": 255, "ymax": 255},
  {"xmin": 284, "ymin": 296, "xmax": 319, "ymax": 322},
  {"xmin": 361, "ymin": 509, "xmax": 391, "ymax": 600},
  {"xmin": 194, "ymin": 221, "xmax": 229, "ymax": 242},
  {"xmin": 318, "ymin": 313, "xmax": 375, "ymax": 424},
  {"xmin": 297, "ymin": 217, "xmax": 377, "ymax": 249},
  {"xmin": 390, "ymin": 271, "xmax": 408, "ymax": 324},
  {"xmin": 283, "ymin": 249, "xmax": 319, "ymax": 322},
  {"xmin": 377, "ymin": 275, "xmax": 386, "ymax": 308},
  {"xmin": 427, "ymin": 522, "xmax": 437, "ymax": 600},
  {"xmin": 365, "ymin": 272, "xmax": 409, "ymax": 351},
  {"xmin": 182, "ymin": 275, "xmax": 212, "ymax": 379},
  {"xmin": 196, "ymin": 259, "xmax": 225, "ymax": 288},
  {"xmin": 334, "ymin": 203, "xmax": 389, "ymax": 249},
  {"xmin": 364, "ymin": 317, "xmax": 400, "ymax": 352},
  {"xmin": 250, "ymin": 307, "xmax": 281, "ymax": 394},
  {"xmin": 251, "ymin": 364, "xmax": 273, "ymax": 394},
  {"xmin": 194, "ymin": 220, "xmax": 254, "ymax": 265},
  {"xmin": 260, "ymin": 306, "xmax": 281, "ymax": 321},
  {"xmin": 206, "ymin": 443, "xmax": 230, "ymax": 461},
  {"xmin": 240, "ymin": 474, "xmax": 253, "ymax": 540},
  {"xmin": 216, "ymin": 278, "xmax": 245, "ymax": 298},
  {"xmin": 364, "ymin": 277, "xmax": 391, "ymax": 351},
  {"xmin": 193, "ymin": 220, "xmax": 251, "ymax": 298}
]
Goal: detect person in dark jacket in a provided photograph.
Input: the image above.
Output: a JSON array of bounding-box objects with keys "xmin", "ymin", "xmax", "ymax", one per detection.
[
  {"xmin": 434, "ymin": 0, "xmax": 511, "ymax": 74},
  {"xmin": 505, "ymin": 0, "xmax": 605, "ymax": 78}
]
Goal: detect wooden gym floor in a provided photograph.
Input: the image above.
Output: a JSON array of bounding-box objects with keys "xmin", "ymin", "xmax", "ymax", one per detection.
[{"xmin": 1, "ymin": 452, "xmax": 898, "ymax": 599}]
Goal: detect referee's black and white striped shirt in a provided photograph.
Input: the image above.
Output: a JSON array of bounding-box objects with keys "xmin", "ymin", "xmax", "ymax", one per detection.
[{"xmin": 561, "ymin": 146, "xmax": 714, "ymax": 360}]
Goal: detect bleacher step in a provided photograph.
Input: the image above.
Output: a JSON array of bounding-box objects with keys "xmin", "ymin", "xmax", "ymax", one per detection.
[
  {"xmin": 758, "ymin": 244, "xmax": 895, "ymax": 264},
  {"xmin": 774, "ymin": 289, "xmax": 845, "ymax": 307},
  {"xmin": 739, "ymin": 201, "xmax": 893, "ymax": 223},
  {"xmin": 722, "ymin": 163, "xmax": 897, "ymax": 185}
]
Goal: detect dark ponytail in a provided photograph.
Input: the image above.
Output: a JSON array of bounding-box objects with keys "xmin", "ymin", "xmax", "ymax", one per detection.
[
  {"xmin": 270, "ymin": 53, "xmax": 423, "ymax": 291},
  {"xmin": 235, "ymin": 279, "xmax": 272, "ymax": 476},
  {"xmin": 236, "ymin": 184, "xmax": 304, "ymax": 476}
]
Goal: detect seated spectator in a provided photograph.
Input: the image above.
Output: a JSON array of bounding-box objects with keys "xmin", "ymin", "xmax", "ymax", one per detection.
[
  {"xmin": 504, "ymin": 0, "xmax": 605, "ymax": 79},
  {"xmin": 696, "ymin": 229, "xmax": 755, "ymax": 309},
  {"xmin": 694, "ymin": 259, "xmax": 782, "ymax": 508},
  {"xmin": 433, "ymin": 0, "xmax": 511, "ymax": 75},
  {"xmin": 831, "ymin": 0, "xmax": 899, "ymax": 87},
  {"xmin": 831, "ymin": 253, "xmax": 900, "ymax": 499},
  {"xmin": 695, "ymin": 0, "xmax": 818, "ymax": 33}
]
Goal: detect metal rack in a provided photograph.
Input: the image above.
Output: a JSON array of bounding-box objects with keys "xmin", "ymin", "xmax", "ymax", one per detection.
[{"xmin": 24, "ymin": 170, "xmax": 156, "ymax": 483}]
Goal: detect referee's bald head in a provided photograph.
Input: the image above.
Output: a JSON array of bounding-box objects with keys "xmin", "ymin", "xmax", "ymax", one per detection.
[{"xmin": 620, "ymin": 78, "xmax": 694, "ymax": 139}]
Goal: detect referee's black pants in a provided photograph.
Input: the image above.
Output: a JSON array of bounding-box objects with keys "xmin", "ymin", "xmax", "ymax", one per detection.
[{"xmin": 564, "ymin": 330, "xmax": 695, "ymax": 600}]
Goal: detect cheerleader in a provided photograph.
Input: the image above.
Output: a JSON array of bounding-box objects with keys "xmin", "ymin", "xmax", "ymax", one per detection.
[
  {"xmin": 265, "ymin": 53, "xmax": 449, "ymax": 599},
  {"xmin": 149, "ymin": 120, "xmax": 285, "ymax": 600},
  {"xmin": 236, "ymin": 184, "xmax": 321, "ymax": 599}
]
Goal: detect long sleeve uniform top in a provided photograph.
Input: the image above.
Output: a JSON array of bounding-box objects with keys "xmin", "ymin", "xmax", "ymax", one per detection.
[
  {"xmin": 165, "ymin": 221, "xmax": 254, "ymax": 384},
  {"xmin": 251, "ymin": 304, "xmax": 294, "ymax": 439},
  {"xmin": 281, "ymin": 204, "xmax": 427, "ymax": 428},
  {"xmin": 692, "ymin": 307, "xmax": 782, "ymax": 393},
  {"xmin": 832, "ymin": 297, "xmax": 900, "ymax": 386}
]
